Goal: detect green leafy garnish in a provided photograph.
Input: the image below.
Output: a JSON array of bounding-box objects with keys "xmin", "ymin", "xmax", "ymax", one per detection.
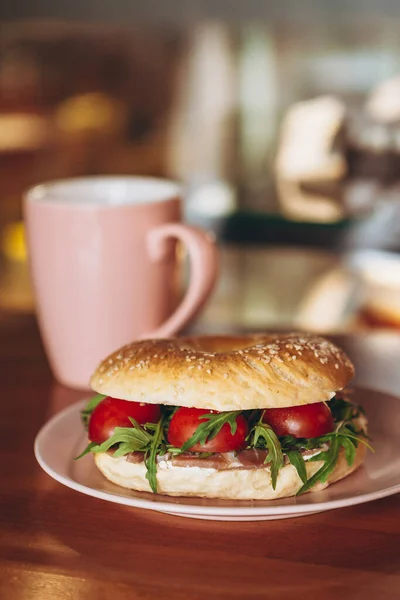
[
  {"xmin": 298, "ymin": 437, "xmax": 341, "ymax": 494},
  {"xmin": 329, "ymin": 395, "xmax": 360, "ymax": 421},
  {"xmin": 74, "ymin": 415, "xmax": 168, "ymax": 493},
  {"xmin": 81, "ymin": 394, "xmax": 106, "ymax": 428},
  {"xmin": 296, "ymin": 422, "xmax": 372, "ymax": 495},
  {"xmin": 144, "ymin": 414, "xmax": 167, "ymax": 493},
  {"xmin": 285, "ymin": 450, "xmax": 308, "ymax": 484},
  {"xmin": 247, "ymin": 418, "xmax": 284, "ymax": 489},
  {"xmin": 177, "ymin": 411, "xmax": 242, "ymax": 453}
]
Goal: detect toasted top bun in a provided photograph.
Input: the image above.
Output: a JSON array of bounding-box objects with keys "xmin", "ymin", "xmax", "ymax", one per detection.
[{"xmin": 90, "ymin": 333, "xmax": 354, "ymax": 411}]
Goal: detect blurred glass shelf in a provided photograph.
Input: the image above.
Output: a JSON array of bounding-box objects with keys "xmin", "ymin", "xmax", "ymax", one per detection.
[{"xmin": 194, "ymin": 208, "xmax": 400, "ymax": 253}]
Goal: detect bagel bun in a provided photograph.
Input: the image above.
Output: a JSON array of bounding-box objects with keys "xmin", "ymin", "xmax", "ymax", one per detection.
[
  {"xmin": 90, "ymin": 333, "xmax": 355, "ymax": 411},
  {"xmin": 94, "ymin": 443, "xmax": 366, "ymax": 500}
]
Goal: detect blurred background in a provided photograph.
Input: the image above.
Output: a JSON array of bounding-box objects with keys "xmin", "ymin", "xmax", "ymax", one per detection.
[{"xmin": 3, "ymin": 3, "xmax": 400, "ymax": 334}]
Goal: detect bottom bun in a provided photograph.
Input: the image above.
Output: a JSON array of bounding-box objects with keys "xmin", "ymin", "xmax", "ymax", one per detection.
[{"xmin": 94, "ymin": 444, "xmax": 366, "ymax": 500}]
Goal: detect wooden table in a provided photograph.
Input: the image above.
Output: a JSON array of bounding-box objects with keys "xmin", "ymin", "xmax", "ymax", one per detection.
[{"xmin": 1, "ymin": 313, "xmax": 400, "ymax": 600}]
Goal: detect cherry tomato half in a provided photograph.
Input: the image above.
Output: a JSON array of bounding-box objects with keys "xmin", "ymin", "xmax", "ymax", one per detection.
[
  {"xmin": 167, "ymin": 407, "xmax": 248, "ymax": 452},
  {"xmin": 263, "ymin": 403, "xmax": 334, "ymax": 439},
  {"xmin": 88, "ymin": 396, "xmax": 161, "ymax": 444}
]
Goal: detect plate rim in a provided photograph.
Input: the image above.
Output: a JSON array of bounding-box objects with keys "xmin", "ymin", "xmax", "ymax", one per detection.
[{"xmin": 34, "ymin": 394, "xmax": 400, "ymax": 517}]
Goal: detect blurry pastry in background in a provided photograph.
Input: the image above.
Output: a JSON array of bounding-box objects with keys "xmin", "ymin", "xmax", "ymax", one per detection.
[
  {"xmin": 275, "ymin": 96, "xmax": 347, "ymax": 223},
  {"xmin": 295, "ymin": 266, "xmax": 356, "ymax": 332},
  {"xmin": 353, "ymin": 250, "xmax": 400, "ymax": 330}
]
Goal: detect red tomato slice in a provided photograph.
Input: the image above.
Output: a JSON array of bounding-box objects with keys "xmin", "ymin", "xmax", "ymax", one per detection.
[
  {"xmin": 88, "ymin": 396, "xmax": 161, "ymax": 444},
  {"xmin": 263, "ymin": 403, "xmax": 334, "ymax": 438},
  {"xmin": 167, "ymin": 407, "xmax": 248, "ymax": 452}
]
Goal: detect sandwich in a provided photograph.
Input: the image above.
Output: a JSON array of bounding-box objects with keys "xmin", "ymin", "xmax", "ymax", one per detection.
[{"xmin": 77, "ymin": 333, "xmax": 370, "ymax": 500}]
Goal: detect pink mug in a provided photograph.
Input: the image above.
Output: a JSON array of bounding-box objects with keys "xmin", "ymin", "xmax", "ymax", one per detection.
[{"xmin": 24, "ymin": 176, "xmax": 219, "ymax": 389}]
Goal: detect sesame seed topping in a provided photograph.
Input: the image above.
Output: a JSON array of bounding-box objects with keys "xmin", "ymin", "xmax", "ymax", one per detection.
[
  {"xmin": 223, "ymin": 373, "xmax": 229, "ymax": 379},
  {"xmin": 335, "ymin": 363, "xmax": 339, "ymax": 369},
  {"xmin": 206, "ymin": 369, "xmax": 211, "ymax": 374}
]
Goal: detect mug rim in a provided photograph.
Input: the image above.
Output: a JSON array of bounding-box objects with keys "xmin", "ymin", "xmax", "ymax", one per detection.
[{"xmin": 25, "ymin": 176, "xmax": 181, "ymax": 209}]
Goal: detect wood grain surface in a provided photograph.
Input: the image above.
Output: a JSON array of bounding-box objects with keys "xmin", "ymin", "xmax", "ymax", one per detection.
[{"xmin": 1, "ymin": 313, "xmax": 400, "ymax": 600}]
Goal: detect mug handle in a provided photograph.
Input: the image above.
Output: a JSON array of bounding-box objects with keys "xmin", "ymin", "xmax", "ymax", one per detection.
[{"xmin": 142, "ymin": 223, "xmax": 219, "ymax": 338}]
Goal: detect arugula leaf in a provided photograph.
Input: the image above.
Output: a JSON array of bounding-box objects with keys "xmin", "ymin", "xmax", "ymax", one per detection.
[
  {"xmin": 286, "ymin": 450, "xmax": 307, "ymax": 484},
  {"xmin": 144, "ymin": 413, "xmax": 167, "ymax": 493},
  {"xmin": 81, "ymin": 394, "xmax": 106, "ymax": 428},
  {"xmin": 75, "ymin": 420, "xmax": 152, "ymax": 458},
  {"xmin": 249, "ymin": 420, "xmax": 284, "ymax": 489},
  {"xmin": 178, "ymin": 411, "xmax": 242, "ymax": 453},
  {"xmin": 74, "ymin": 416, "xmax": 168, "ymax": 493},
  {"xmin": 297, "ymin": 437, "xmax": 340, "ymax": 494},
  {"xmin": 328, "ymin": 396, "xmax": 354, "ymax": 421},
  {"xmin": 341, "ymin": 437, "xmax": 357, "ymax": 466},
  {"xmin": 74, "ymin": 441, "xmax": 99, "ymax": 459},
  {"xmin": 328, "ymin": 394, "xmax": 366, "ymax": 422},
  {"xmin": 296, "ymin": 422, "xmax": 371, "ymax": 495}
]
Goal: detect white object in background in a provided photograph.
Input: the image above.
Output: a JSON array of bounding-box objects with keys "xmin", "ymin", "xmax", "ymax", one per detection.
[
  {"xmin": 275, "ymin": 95, "xmax": 346, "ymax": 182},
  {"xmin": 366, "ymin": 74, "xmax": 400, "ymax": 124},
  {"xmin": 275, "ymin": 96, "xmax": 347, "ymax": 222},
  {"xmin": 348, "ymin": 250, "xmax": 400, "ymax": 326},
  {"xmin": 295, "ymin": 267, "xmax": 356, "ymax": 332},
  {"xmin": 167, "ymin": 24, "xmax": 236, "ymax": 186}
]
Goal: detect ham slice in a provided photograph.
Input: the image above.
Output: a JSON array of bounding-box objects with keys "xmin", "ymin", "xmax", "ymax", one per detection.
[{"xmin": 114, "ymin": 447, "xmax": 322, "ymax": 471}]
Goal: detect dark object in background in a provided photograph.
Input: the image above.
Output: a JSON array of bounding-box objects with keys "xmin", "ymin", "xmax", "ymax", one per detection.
[{"xmin": 345, "ymin": 114, "xmax": 400, "ymax": 186}]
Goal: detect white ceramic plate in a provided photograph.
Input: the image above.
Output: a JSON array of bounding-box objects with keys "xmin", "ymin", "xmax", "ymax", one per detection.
[{"xmin": 34, "ymin": 388, "xmax": 400, "ymax": 521}]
